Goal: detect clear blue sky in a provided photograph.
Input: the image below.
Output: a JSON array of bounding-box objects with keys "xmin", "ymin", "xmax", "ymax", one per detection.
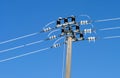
[{"xmin": 0, "ymin": 0, "xmax": 120, "ymax": 78}]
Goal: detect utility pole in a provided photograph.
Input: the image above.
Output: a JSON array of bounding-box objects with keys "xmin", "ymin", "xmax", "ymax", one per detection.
[
  {"xmin": 65, "ymin": 36, "xmax": 72, "ymax": 78},
  {"xmin": 55, "ymin": 15, "xmax": 96, "ymax": 78}
]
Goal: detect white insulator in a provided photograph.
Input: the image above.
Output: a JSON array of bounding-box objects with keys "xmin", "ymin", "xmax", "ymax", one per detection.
[
  {"xmin": 53, "ymin": 35, "xmax": 57, "ymax": 39},
  {"xmin": 56, "ymin": 24, "xmax": 62, "ymax": 28},
  {"xmin": 48, "ymin": 27, "xmax": 51, "ymax": 30},
  {"xmin": 84, "ymin": 29, "xmax": 92, "ymax": 34},
  {"xmin": 88, "ymin": 37, "xmax": 96, "ymax": 42},
  {"xmin": 43, "ymin": 29, "xmax": 46, "ymax": 32},
  {"xmin": 52, "ymin": 43, "xmax": 60, "ymax": 48},
  {"xmin": 52, "ymin": 45, "xmax": 55, "ymax": 48},
  {"xmin": 80, "ymin": 20, "xmax": 89, "ymax": 25},
  {"xmin": 56, "ymin": 44, "xmax": 60, "ymax": 47},
  {"xmin": 43, "ymin": 27, "xmax": 52, "ymax": 32},
  {"xmin": 47, "ymin": 27, "xmax": 51, "ymax": 31},
  {"xmin": 49, "ymin": 35, "xmax": 57, "ymax": 40}
]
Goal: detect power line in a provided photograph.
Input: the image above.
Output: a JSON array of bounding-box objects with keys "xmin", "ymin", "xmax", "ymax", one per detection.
[
  {"xmin": 94, "ymin": 17, "xmax": 120, "ymax": 23},
  {"xmin": 78, "ymin": 14, "xmax": 92, "ymax": 20},
  {"xmin": 48, "ymin": 29, "xmax": 60, "ymax": 37},
  {"xmin": 99, "ymin": 26, "xmax": 120, "ymax": 31},
  {"xmin": 62, "ymin": 39, "xmax": 66, "ymax": 78},
  {"xmin": 0, "ymin": 21, "xmax": 56, "ymax": 45},
  {"xmin": 0, "ymin": 15, "xmax": 120, "ymax": 74},
  {"xmin": 53, "ymin": 37, "xmax": 65, "ymax": 45},
  {"xmin": 1, "ymin": 16, "xmax": 120, "ymax": 52},
  {"xmin": 1, "ymin": 16, "xmax": 120, "ymax": 45},
  {"xmin": 0, "ymin": 40, "xmax": 44, "ymax": 53},
  {"xmin": 0, "ymin": 47, "xmax": 50, "ymax": 63},
  {"xmin": 0, "ymin": 15, "xmax": 120, "ymax": 78},
  {"xmin": 0, "ymin": 42, "xmax": 64, "ymax": 63},
  {"xmin": 103, "ymin": 36, "xmax": 120, "ymax": 39},
  {"xmin": 0, "ymin": 34, "xmax": 62, "ymax": 54},
  {"xmin": 0, "ymin": 32, "xmax": 39, "ymax": 45},
  {"xmin": 43, "ymin": 21, "xmax": 55, "ymax": 29}
]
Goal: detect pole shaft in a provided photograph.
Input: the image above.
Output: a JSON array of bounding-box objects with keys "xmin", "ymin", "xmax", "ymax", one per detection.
[{"xmin": 65, "ymin": 36, "xmax": 72, "ymax": 78}]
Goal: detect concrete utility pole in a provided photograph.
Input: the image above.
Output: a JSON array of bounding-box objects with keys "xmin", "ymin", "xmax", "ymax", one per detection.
[
  {"xmin": 55, "ymin": 15, "xmax": 95, "ymax": 78},
  {"xmin": 65, "ymin": 36, "xmax": 72, "ymax": 78}
]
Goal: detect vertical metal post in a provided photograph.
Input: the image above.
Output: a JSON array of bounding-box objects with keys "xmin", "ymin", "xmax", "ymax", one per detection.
[{"xmin": 65, "ymin": 36, "xmax": 72, "ymax": 78}]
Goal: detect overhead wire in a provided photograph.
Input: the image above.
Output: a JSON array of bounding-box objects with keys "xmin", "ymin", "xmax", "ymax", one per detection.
[
  {"xmin": 103, "ymin": 36, "xmax": 120, "ymax": 39},
  {"xmin": 1, "ymin": 16, "xmax": 120, "ymax": 45},
  {"xmin": 78, "ymin": 14, "xmax": 91, "ymax": 20},
  {"xmin": 0, "ymin": 40, "xmax": 44, "ymax": 53},
  {"xmin": 53, "ymin": 37, "xmax": 65, "ymax": 45},
  {"xmin": 0, "ymin": 32, "xmax": 39, "ymax": 45},
  {"xmin": 0, "ymin": 41, "xmax": 65, "ymax": 63},
  {"xmin": 0, "ymin": 33, "xmax": 63, "ymax": 54},
  {"xmin": 95, "ymin": 26, "xmax": 120, "ymax": 40},
  {"xmin": 1, "ymin": 16, "xmax": 120, "ymax": 62},
  {"xmin": 0, "ymin": 47, "xmax": 50, "ymax": 63},
  {"xmin": 0, "ymin": 21, "xmax": 56, "ymax": 45},
  {"xmin": 43, "ymin": 21, "xmax": 55, "ymax": 29},
  {"xmin": 48, "ymin": 29, "xmax": 60, "ymax": 37},
  {"xmin": 61, "ymin": 38, "xmax": 66, "ymax": 78},
  {"xmin": 99, "ymin": 26, "xmax": 120, "ymax": 31},
  {"xmin": 94, "ymin": 17, "xmax": 120, "ymax": 23}
]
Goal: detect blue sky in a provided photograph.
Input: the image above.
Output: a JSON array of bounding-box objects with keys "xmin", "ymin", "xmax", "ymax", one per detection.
[{"xmin": 0, "ymin": 0, "xmax": 120, "ymax": 78}]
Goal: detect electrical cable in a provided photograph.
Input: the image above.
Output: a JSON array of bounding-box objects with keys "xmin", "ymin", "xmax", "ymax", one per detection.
[
  {"xmin": 1, "ymin": 16, "xmax": 120, "ymax": 63},
  {"xmin": 0, "ymin": 47, "xmax": 50, "ymax": 63},
  {"xmin": 43, "ymin": 21, "xmax": 55, "ymax": 29},
  {"xmin": 61, "ymin": 38, "xmax": 66, "ymax": 78},
  {"xmin": 94, "ymin": 17, "xmax": 120, "ymax": 23},
  {"xmin": 0, "ymin": 40, "xmax": 44, "ymax": 53},
  {"xmin": 0, "ymin": 41, "xmax": 65, "ymax": 63},
  {"xmin": 48, "ymin": 29, "xmax": 60, "ymax": 37},
  {"xmin": 53, "ymin": 37, "xmax": 65, "ymax": 45},
  {"xmin": 99, "ymin": 26, "xmax": 120, "ymax": 31},
  {"xmin": 0, "ymin": 34, "xmax": 63, "ymax": 54},
  {"xmin": 78, "ymin": 14, "xmax": 91, "ymax": 20},
  {"xmin": 0, "ymin": 32, "xmax": 39, "ymax": 45},
  {"xmin": 103, "ymin": 36, "xmax": 120, "ymax": 39},
  {"xmin": 1, "ymin": 16, "xmax": 120, "ymax": 45},
  {"xmin": 0, "ymin": 21, "xmax": 56, "ymax": 45}
]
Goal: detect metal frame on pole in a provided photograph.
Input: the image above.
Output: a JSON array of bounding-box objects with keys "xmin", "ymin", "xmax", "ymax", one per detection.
[{"xmin": 55, "ymin": 15, "xmax": 95, "ymax": 78}]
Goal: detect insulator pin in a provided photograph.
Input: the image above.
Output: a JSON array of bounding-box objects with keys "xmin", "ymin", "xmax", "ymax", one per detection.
[
  {"xmin": 57, "ymin": 20, "xmax": 61, "ymax": 25},
  {"xmin": 64, "ymin": 18, "xmax": 68, "ymax": 23},
  {"xmin": 49, "ymin": 35, "xmax": 57, "ymax": 40},
  {"xmin": 76, "ymin": 25, "xmax": 80, "ymax": 32},
  {"xmin": 61, "ymin": 29, "xmax": 65, "ymax": 36},
  {"xmin": 43, "ymin": 27, "xmax": 52, "ymax": 32},
  {"xmin": 51, "ymin": 43, "xmax": 61, "ymax": 48},
  {"xmin": 87, "ymin": 37, "xmax": 96, "ymax": 42},
  {"xmin": 71, "ymin": 16, "xmax": 76, "ymax": 22},
  {"xmin": 80, "ymin": 20, "xmax": 90, "ymax": 25},
  {"xmin": 84, "ymin": 29, "xmax": 92, "ymax": 34}
]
